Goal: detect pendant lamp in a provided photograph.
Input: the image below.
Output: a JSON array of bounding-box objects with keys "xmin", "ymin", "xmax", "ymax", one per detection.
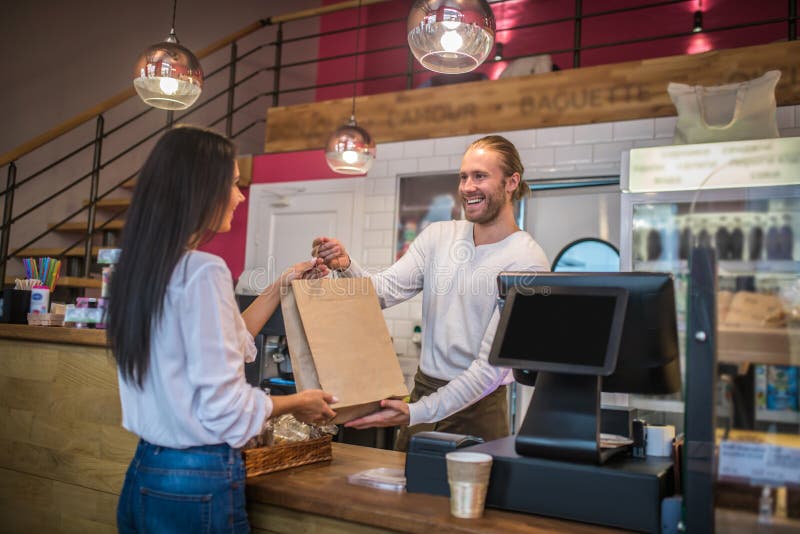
[
  {"xmin": 407, "ymin": 0, "xmax": 496, "ymax": 74},
  {"xmin": 692, "ymin": 0, "xmax": 703, "ymax": 33},
  {"xmin": 325, "ymin": 0, "xmax": 376, "ymax": 175},
  {"xmin": 133, "ymin": 0, "xmax": 203, "ymax": 110}
]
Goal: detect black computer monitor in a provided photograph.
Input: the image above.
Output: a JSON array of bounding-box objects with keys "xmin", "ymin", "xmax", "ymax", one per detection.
[{"xmin": 489, "ymin": 272, "xmax": 681, "ymax": 464}]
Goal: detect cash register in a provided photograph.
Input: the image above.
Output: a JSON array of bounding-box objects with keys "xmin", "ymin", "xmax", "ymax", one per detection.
[{"xmin": 407, "ymin": 272, "xmax": 682, "ymax": 532}]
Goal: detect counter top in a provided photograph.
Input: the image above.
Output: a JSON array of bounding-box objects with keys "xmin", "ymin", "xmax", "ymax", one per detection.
[
  {"xmin": 0, "ymin": 323, "xmax": 107, "ymax": 346},
  {"xmin": 245, "ymin": 442, "xmax": 618, "ymax": 533}
]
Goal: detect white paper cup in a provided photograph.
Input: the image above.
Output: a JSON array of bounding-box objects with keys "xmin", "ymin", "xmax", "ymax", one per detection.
[
  {"xmin": 446, "ymin": 451, "xmax": 493, "ymax": 519},
  {"xmin": 646, "ymin": 424, "xmax": 676, "ymax": 457}
]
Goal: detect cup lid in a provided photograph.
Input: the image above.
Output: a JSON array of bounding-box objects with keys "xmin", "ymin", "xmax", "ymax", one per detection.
[{"xmin": 445, "ymin": 451, "xmax": 493, "ymax": 463}]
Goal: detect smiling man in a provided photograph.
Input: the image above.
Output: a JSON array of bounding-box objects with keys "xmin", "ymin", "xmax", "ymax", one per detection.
[{"xmin": 313, "ymin": 135, "xmax": 549, "ymax": 450}]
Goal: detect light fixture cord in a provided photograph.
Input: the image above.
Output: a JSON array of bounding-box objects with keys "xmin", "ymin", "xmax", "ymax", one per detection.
[
  {"xmin": 171, "ymin": 0, "xmax": 178, "ymax": 32},
  {"xmin": 351, "ymin": 0, "xmax": 363, "ymax": 120}
]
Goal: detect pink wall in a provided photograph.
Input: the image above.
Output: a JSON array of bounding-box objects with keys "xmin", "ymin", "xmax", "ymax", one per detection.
[
  {"xmin": 316, "ymin": 0, "xmax": 791, "ymax": 95},
  {"xmin": 199, "ymin": 188, "xmax": 250, "ymax": 282},
  {"xmin": 211, "ymin": 0, "xmax": 792, "ymax": 282}
]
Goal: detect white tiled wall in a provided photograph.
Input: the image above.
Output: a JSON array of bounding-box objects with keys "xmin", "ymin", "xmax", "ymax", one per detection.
[{"xmin": 361, "ymin": 107, "xmax": 799, "ymax": 361}]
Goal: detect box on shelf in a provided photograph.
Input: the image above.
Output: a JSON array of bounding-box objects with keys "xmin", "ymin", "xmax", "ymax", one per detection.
[{"xmin": 27, "ymin": 313, "xmax": 65, "ymax": 327}]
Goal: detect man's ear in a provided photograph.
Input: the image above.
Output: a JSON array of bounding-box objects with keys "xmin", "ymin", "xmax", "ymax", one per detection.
[{"xmin": 506, "ymin": 172, "xmax": 520, "ymax": 195}]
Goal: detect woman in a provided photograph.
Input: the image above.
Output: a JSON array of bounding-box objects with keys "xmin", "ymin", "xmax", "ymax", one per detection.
[{"xmin": 109, "ymin": 125, "xmax": 336, "ymax": 533}]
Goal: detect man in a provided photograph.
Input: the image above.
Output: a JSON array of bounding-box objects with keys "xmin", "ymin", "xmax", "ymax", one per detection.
[{"xmin": 313, "ymin": 135, "xmax": 549, "ymax": 450}]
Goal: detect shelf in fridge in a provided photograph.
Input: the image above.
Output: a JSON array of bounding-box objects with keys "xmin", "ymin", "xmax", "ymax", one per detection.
[
  {"xmin": 634, "ymin": 259, "xmax": 800, "ymax": 275},
  {"xmin": 755, "ymin": 409, "xmax": 800, "ymax": 424}
]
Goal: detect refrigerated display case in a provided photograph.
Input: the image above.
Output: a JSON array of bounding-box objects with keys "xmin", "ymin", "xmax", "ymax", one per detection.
[{"xmin": 620, "ymin": 137, "xmax": 800, "ymax": 527}]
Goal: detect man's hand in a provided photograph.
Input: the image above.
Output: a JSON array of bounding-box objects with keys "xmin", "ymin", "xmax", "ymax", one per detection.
[
  {"xmin": 278, "ymin": 258, "xmax": 329, "ymax": 288},
  {"xmin": 344, "ymin": 399, "xmax": 410, "ymax": 429},
  {"xmin": 312, "ymin": 237, "xmax": 351, "ymax": 271}
]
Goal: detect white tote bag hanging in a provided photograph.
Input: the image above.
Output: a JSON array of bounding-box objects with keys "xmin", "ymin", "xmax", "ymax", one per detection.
[{"xmin": 668, "ymin": 70, "xmax": 781, "ymax": 145}]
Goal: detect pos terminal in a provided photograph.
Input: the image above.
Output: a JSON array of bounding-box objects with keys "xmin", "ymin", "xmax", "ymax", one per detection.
[{"xmin": 444, "ymin": 272, "xmax": 680, "ymax": 532}]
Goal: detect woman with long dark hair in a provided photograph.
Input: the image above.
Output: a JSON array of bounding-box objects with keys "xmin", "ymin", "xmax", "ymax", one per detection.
[{"xmin": 110, "ymin": 125, "xmax": 336, "ymax": 533}]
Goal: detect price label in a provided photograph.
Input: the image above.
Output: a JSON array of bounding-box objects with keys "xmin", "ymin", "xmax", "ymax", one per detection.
[{"xmin": 718, "ymin": 441, "xmax": 800, "ymax": 486}]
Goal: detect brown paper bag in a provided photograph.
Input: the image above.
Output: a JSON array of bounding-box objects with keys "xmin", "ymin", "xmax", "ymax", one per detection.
[
  {"xmin": 723, "ymin": 291, "xmax": 785, "ymax": 327},
  {"xmin": 281, "ymin": 277, "xmax": 409, "ymax": 424}
]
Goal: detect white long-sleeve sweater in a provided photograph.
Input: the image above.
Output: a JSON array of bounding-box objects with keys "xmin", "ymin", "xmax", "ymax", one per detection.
[{"xmin": 343, "ymin": 220, "xmax": 549, "ymax": 425}]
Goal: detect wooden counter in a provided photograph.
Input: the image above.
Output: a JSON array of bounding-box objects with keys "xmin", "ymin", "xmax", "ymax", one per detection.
[
  {"xmin": 0, "ymin": 332, "xmax": 136, "ymax": 532},
  {"xmin": 245, "ymin": 442, "xmax": 619, "ymax": 534},
  {"xmin": 2, "ymin": 328, "xmax": 795, "ymax": 533},
  {"xmin": 0, "ymin": 323, "xmax": 107, "ymax": 347}
]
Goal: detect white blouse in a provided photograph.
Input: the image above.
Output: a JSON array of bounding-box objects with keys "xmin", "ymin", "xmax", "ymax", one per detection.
[{"xmin": 117, "ymin": 251, "xmax": 271, "ymax": 449}]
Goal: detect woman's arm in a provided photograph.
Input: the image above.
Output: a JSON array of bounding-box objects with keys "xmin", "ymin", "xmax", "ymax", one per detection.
[{"xmin": 241, "ymin": 258, "xmax": 327, "ymax": 338}]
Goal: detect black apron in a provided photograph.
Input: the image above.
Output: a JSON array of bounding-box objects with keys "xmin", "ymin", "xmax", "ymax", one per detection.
[{"xmin": 394, "ymin": 368, "xmax": 510, "ymax": 452}]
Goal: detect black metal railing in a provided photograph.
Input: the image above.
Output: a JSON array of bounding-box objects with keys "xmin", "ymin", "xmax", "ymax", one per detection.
[{"xmin": 0, "ymin": 0, "xmax": 794, "ymax": 286}]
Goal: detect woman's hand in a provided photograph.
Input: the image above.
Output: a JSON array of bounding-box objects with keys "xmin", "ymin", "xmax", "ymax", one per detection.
[
  {"xmin": 312, "ymin": 237, "xmax": 351, "ymax": 271},
  {"xmin": 278, "ymin": 258, "xmax": 329, "ymax": 288},
  {"xmin": 290, "ymin": 390, "xmax": 338, "ymax": 425}
]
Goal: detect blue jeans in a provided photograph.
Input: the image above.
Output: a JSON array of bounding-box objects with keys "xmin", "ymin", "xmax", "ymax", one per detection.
[{"xmin": 117, "ymin": 440, "xmax": 250, "ymax": 533}]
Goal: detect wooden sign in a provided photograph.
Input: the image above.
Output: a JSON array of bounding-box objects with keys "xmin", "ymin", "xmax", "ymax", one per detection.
[{"xmin": 265, "ymin": 40, "xmax": 800, "ymax": 153}]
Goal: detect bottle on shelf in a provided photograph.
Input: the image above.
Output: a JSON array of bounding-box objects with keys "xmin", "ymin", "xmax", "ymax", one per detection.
[
  {"xmin": 778, "ymin": 213, "xmax": 794, "ymax": 260},
  {"xmin": 678, "ymin": 214, "xmax": 692, "ymax": 261},
  {"xmin": 747, "ymin": 213, "xmax": 764, "ymax": 261},
  {"xmin": 716, "ymin": 215, "xmax": 731, "ymax": 260},
  {"xmin": 766, "ymin": 215, "xmax": 781, "ymax": 260},
  {"xmin": 729, "ymin": 216, "xmax": 744, "ymax": 260},
  {"xmin": 647, "ymin": 227, "xmax": 663, "ymax": 261},
  {"xmin": 697, "ymin": 217, "xmax": 712, "ymax": 249}
]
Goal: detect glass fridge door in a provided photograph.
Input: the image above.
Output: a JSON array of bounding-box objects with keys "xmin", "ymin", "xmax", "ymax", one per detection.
[{"xmin": 625, "ymin": 185, "xmax": 800, "ymax": 528}]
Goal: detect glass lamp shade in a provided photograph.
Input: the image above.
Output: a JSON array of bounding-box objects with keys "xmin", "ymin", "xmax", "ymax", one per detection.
[
  {"xmin": 325, "ymin": 119, "xmax": 376, "ymax": 175},
  {"xmin": 407, "ymin": 0, "xmax": 495, "ymax": 74},
  {"xmin": 133, "ymin": 32, "xmax": 203, "ymax": 110}
]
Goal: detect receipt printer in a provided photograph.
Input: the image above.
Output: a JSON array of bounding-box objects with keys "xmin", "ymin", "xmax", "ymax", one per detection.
[{"xmin": 405, "ymin": 431, "xmax": 484, "ymax": 496}]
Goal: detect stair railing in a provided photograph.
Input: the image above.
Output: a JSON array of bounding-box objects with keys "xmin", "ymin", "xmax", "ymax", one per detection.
[{"xmin": 0, "ymin": 0, "xmax": 391, "ymax": 286}]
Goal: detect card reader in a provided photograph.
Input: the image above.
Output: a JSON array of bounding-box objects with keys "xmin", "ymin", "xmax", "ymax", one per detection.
[{"xmin": 405, "ymin": 431, "xmax": 484, "ymax": 496}]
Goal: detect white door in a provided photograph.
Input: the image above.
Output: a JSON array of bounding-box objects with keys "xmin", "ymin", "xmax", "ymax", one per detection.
[{"xmin": 242, "ymin": 178, "xmax": 364, "ymax": 291}]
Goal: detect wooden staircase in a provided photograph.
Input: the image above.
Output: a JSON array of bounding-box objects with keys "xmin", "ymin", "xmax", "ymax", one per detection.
[{"xmin": 12, "ymin": 183, "xmax": 133, "ymax": 288}]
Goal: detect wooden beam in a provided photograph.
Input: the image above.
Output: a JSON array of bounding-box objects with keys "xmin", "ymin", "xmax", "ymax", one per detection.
[{"xmin": 265, "ymin": 41, "xmax": 800, "ymax": 153}]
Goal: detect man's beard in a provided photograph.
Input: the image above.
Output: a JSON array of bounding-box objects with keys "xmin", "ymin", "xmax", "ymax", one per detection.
[{"xmin": 461, "ymin": 177, "xmax": 507, "ymax": 225}]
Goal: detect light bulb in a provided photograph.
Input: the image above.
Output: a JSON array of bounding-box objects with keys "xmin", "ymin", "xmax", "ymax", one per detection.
[
  {"xmin": 407, "ymin": 0, "xmax": 495, "ymax": 74},
  {"xmin": 440, "ymin": 31, "xmax": 463, "ymax": 52},
  {"xmin": 342, "ymin": 150, "xmax": 359, "ymax": 164},
  {"xmin": 325, "ymin": 119, "xmax": 376, "ymax": 175},
  {"xmin": 133, "ymin": 31, "xmax": 204, "ymax": 110},
  {"xmin": 159, "ymin": 77, "xmax": 180, "ymax": 95}
]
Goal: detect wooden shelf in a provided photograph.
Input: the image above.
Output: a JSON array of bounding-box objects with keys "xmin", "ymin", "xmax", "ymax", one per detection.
[
  {"xmin": 718, "ymin": 326, "xmax": 800, "ymax": 366},
  {"xmin": 13, "ymin": 246, "xmax": 101, "ymax": 257},
  {"xmin": 83, "ymin": 198, "xmax": 130, "ymax": 209},
  {"xmin": 635, "ymin": 259, "xmax": 800, "ymax": 276},
  {"xmin": 49, "ymin": 220, "xmax": 124, "ymax": 232},
  {"xmin": 4, "ymin": 275, "xmax": 101, "ymax": 288},
  {"xmin": 0, "ymin": 324, "xmax": 106, "ymax": 346}
]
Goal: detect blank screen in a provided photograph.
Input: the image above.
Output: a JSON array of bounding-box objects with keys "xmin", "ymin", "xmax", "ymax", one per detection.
[{"xmin": 498, "ymin": 293, "xmax": 617, "ymax": 368}]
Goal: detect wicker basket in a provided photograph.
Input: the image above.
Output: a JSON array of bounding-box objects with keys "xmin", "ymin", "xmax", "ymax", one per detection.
[{"xmin": 242, "ymin": 435, "xmax": 332, "ymax": 478}]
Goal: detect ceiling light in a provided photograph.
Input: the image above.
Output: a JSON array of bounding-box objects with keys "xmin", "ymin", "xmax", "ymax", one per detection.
[
  {"xmin": 133, "ymin": 0, "xmax": 203, "ymax": 110},
  {"xmin": 692, "ymin": 10, "xmax": 703, "ymax": 33},
  {"xmin": 325, "ymin": 0, "xmax": 376, "ymax": 175},
  {"xmin": 493, "ymin": 42, "xmax": 503, "ymax": 61},
  {"xmin": 325, "ymin": 118, "xmax": 376, "ymax": 174},
  {"xmin": 407, "ymin": 0, "xmax": 496, "ymax": 74}
]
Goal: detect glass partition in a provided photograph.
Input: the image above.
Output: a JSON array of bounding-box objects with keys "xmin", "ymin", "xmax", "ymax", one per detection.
[{"xmin": 620, "ymin": 139, "xmax": 800, "ymax": 532}]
